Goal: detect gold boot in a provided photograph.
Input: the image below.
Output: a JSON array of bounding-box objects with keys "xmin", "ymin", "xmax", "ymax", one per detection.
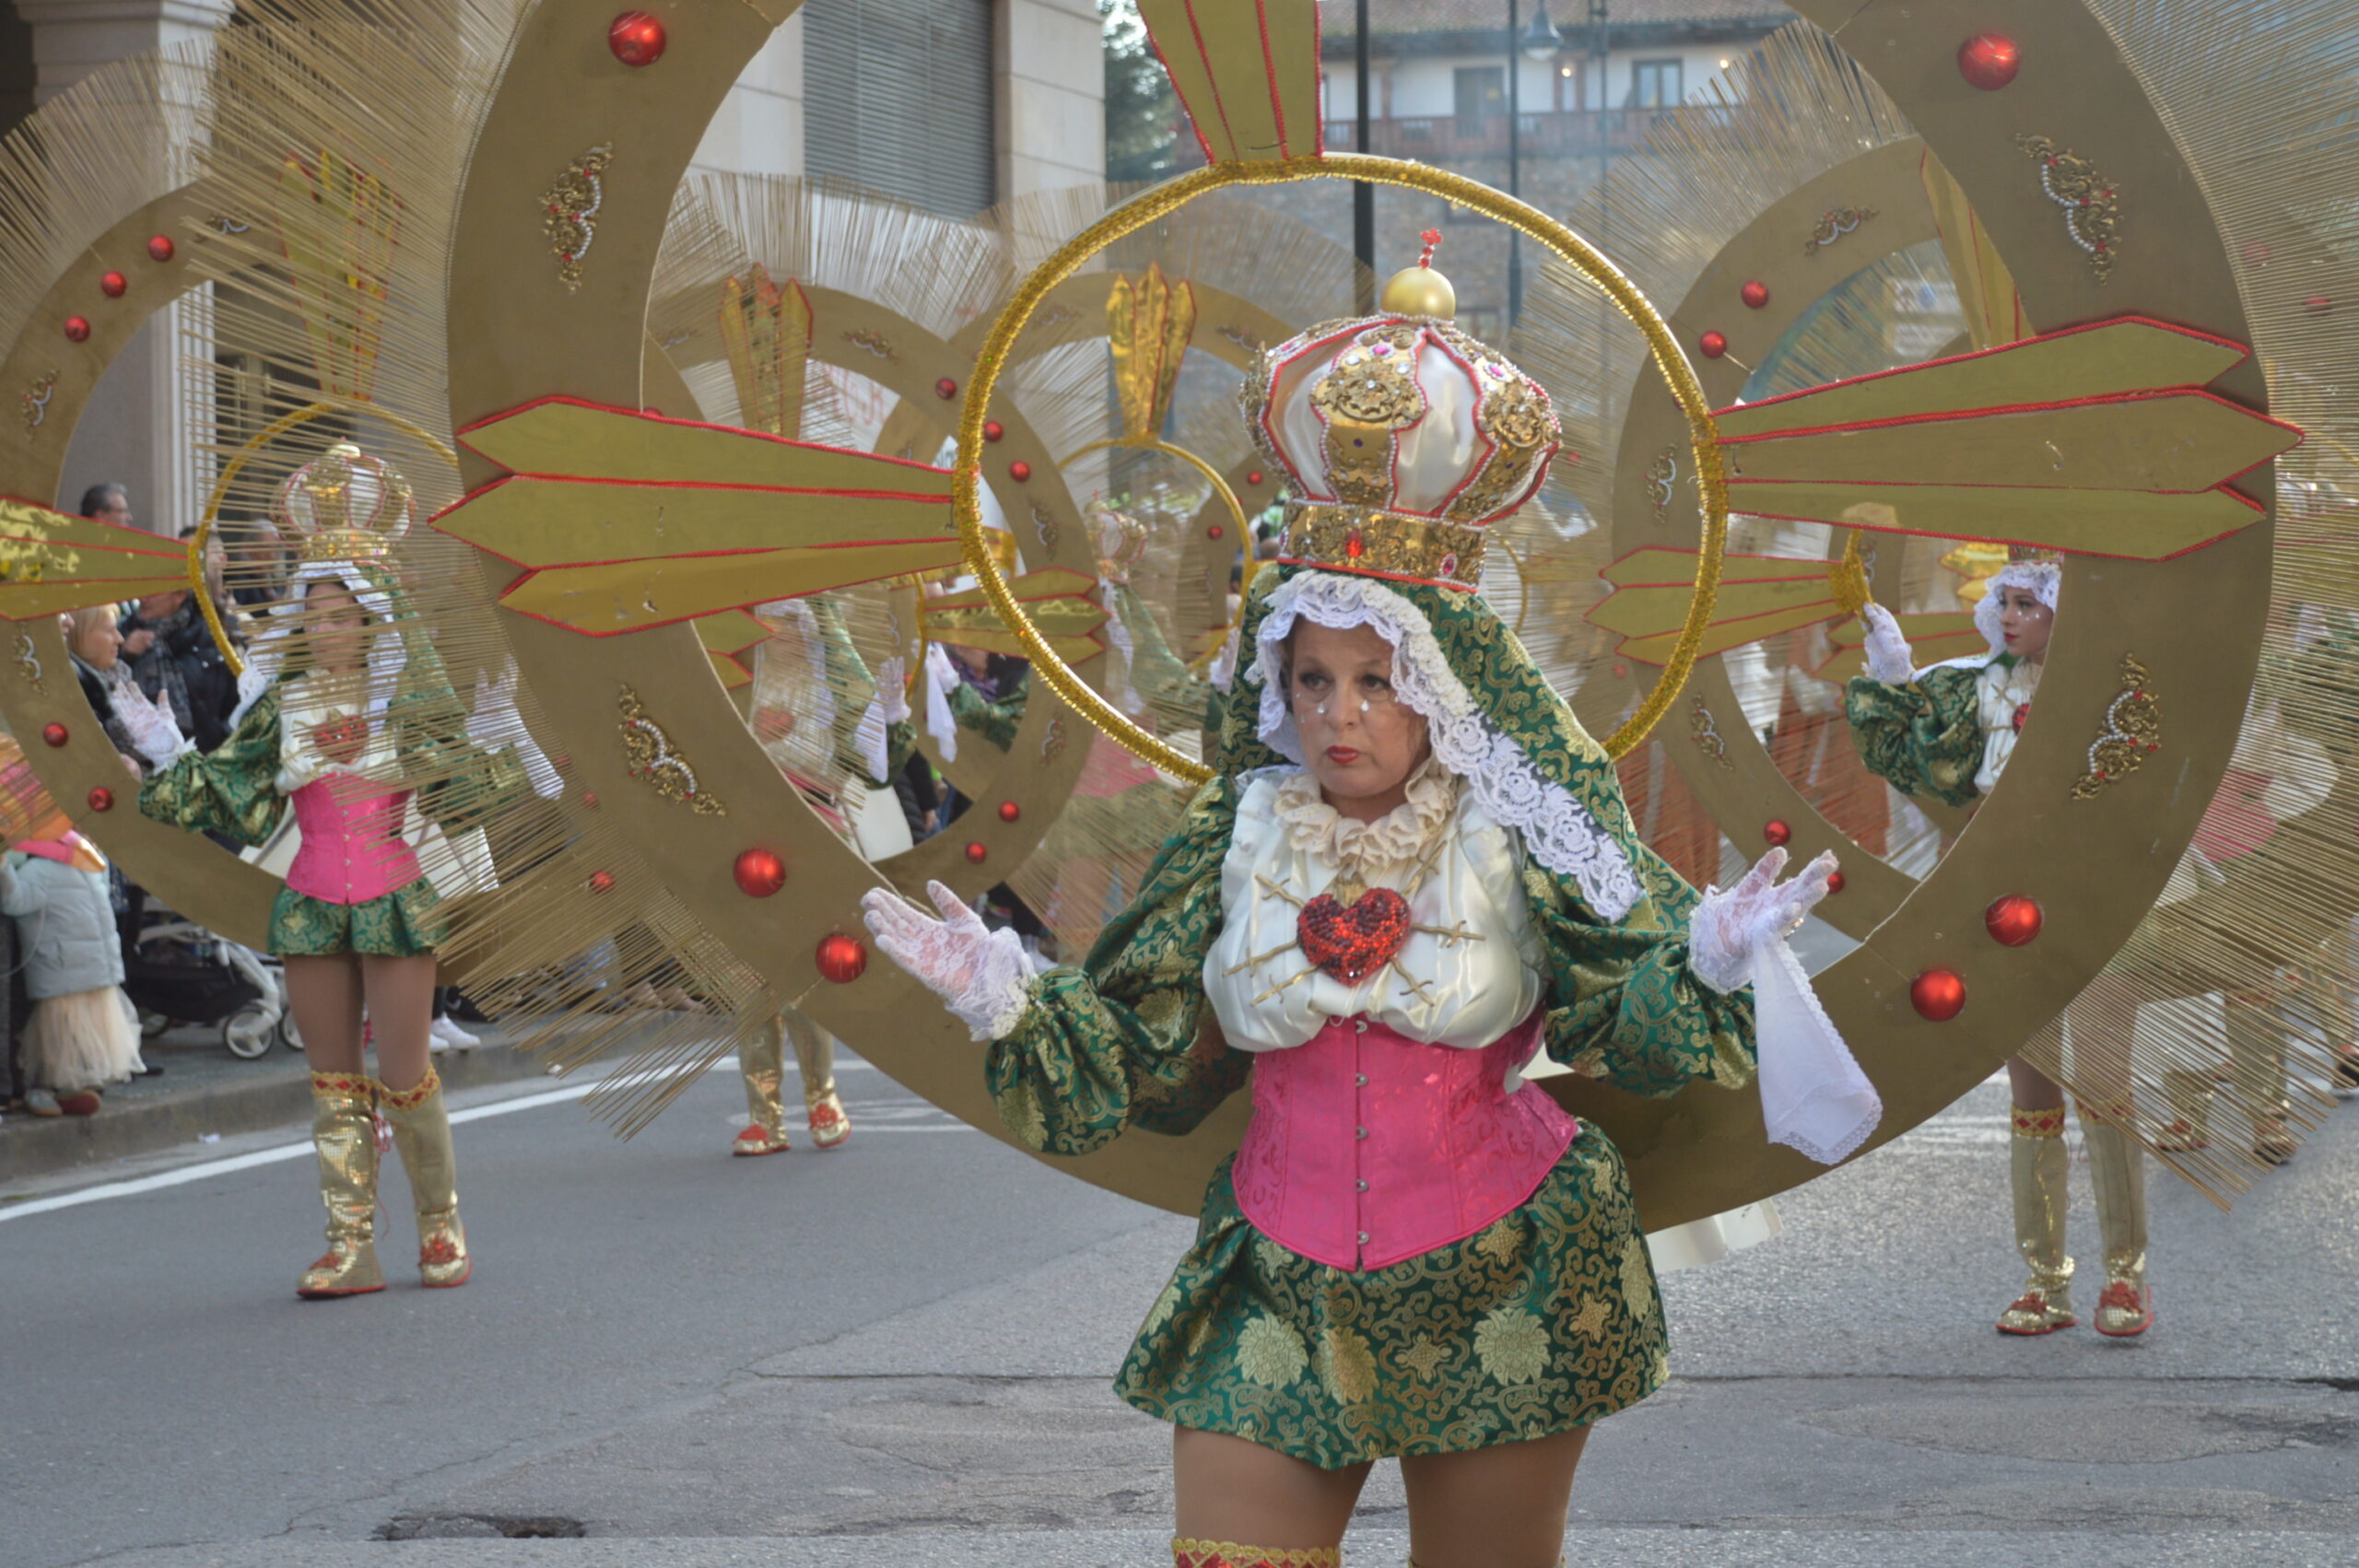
[
  {"xmin": 2227, "ymin": 994, "xmax": 2297, "ymax": 1164},
  {"xmin": 787, "ymin": 1009, "xmax": 851, "ymax": 1150},
  {"xmin": 2080, "ymin": 1105, "xmax": 2154, "ymax": 1337},
  {"xmin": 2154, "ymin": 1068, "xmax": 2213, "ymax": 1152},
  {"xmin": 297, "ymin": 1072, "xmax": 384, "ymax": 1299},
  {"xmin": 379, "ymin": 1066, "xmax": 471, "ymax": 1288},
  {"xmin": 1171, "ymin": 1541, "xmax": 1340, "ymax": 1568},
  {"xmin": 1997, "ymin": 1106, "xmax": 2075, "ymax": 1335},
  {"xmin": 732, "ymin": 1016, "xmax": 792, "ymax": 1156}
]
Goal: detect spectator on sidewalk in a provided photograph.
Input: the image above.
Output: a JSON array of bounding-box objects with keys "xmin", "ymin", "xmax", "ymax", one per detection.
[
  {"xmin": 220, "ymin": 518, "xmax": 289, "ymax": 612},
  {"xmin": 0, "ymin": 832, "xmax": 141, "ymax": 1117},
  {"xmin": 78, "ymin": 482, "xmax": 132, "ymax": 528},
  {"xmin": 65, "ymin": 605, "xmax": 146, "ymax": 775},
  {"xmin": 119, "ymin": 585, "xmax": 239, "ymax": 754}
]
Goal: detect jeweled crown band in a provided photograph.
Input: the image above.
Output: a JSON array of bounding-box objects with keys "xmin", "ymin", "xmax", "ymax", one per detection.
[
  {"xmin": 1280, "ymin": 501, "xmax": 1485, "ymax": 589},
  {"xmin": 298, "ymin": 529, "xmax": 394, "ymax": 564}
]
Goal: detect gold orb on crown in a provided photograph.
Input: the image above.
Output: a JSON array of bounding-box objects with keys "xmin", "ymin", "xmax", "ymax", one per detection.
[{"xmin": 1240, "ymin": 233, "xmax": 1558, "ymax": 591}]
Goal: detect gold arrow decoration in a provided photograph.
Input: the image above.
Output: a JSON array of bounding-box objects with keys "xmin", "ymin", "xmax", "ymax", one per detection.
[
  {"xmin": 1137, "ymin": 0, "xmax": 1322, "ymax": 164},
  {"xmin": 0, "ymin": 497, "xmax": 185, "ymax": 619},
  {"xmin": 1110, "ymin": 263, "xmax": 1195, "ymax": 443},
  {"xmin": 923, "ymin": 566, "xmax": 1109, "ymax": 664}
]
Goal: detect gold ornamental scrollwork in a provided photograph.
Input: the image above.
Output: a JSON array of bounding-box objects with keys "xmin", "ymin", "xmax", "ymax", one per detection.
[
  {"xmin": 1689, "ymin": 693, "xmax": 1731, "ymax": 770},
  {"xmin": 1803, "ymin": 204, "xmax": 1877, "ymax": 255},
  {"xmin": 2018, "ymin": 135, "xmax": 2119, "ymax": 283},
  {"xmin": 540, "ymin": 142, "xmax": 613, "ymax": 294},
  {"xmin": 2071, "ymin": 655, "xmax": 2160, "ymax": 800},
  {"xmin": 617, "ymin": 684, "xmax": 727, "ymax": 816}
]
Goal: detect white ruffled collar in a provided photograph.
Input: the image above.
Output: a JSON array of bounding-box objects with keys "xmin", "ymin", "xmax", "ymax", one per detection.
[{"xmin": 1270, "ymin": 759, "xmax": 1456, "ymax": 872}]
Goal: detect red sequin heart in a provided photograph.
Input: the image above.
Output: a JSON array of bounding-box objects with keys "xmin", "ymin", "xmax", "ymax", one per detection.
[
  {"xmin": 312, "ymin": 714, "xmax": 369, "ymax": 766},
  {"xmin": 1297, "ymin": 887, "xmax": 1412, "ymax": 983}
]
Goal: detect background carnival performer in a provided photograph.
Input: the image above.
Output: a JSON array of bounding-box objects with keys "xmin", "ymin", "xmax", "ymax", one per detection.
[
  {"xmin": 1848, "ymin": 561, "xmax": 2155, "ymax": 1339},
  {"xmin": 116, "ymin": 444, "xmax": 536, "ymax": 1299},
  {"xmin": 864, "ymin": 261, "xmax": 1873, "ymax": 1568}
]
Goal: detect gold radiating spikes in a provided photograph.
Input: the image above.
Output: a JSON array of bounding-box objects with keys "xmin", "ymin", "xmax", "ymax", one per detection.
[
  {"xmin": 922, "ymin": 566, "xmax": 1109, "ymax": 664},
  {"xmin": 1109, "ymin": 263, "xmax": 1196, "ymax": 442},
  {"xmin": 715, "ymin": 263, "xmax": 812, "ymax": 440},
  {"xmin": 454, "ymin": 399, "xmax": 953, "ymax": 494},
  {"xmin": 1136, "ymin": 0, "xmax": 1323, "ymax": 165}
]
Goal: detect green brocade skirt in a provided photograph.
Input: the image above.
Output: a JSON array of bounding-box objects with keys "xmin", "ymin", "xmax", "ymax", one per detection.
[
  {"xmin": 1115, "ymin": 1132, "xmax": 1670, "ymax": 1469},
  {"xmin": 268, "ymin": 878, "xmax": 444, "ymax": 958}
]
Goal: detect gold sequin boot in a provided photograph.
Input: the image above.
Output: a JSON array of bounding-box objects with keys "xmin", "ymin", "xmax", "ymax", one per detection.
[
  {"xmin": 1171, "ymin": 1541, "xmax": 1341, "ymax": 1568},
  {"xmin": 2154, "ymin": 1068, "xmax": 2212, "ymax": 1153},
  {"xmin": 2228, "ymin": 994, "xmax": 2297, "ymax": 1164},
  {"xmin": 732, "ymin": 1016, "xmax": 792, "ymax": 1156},
  {"xmin": 379, "ymin": 1066, "xmax": 471, "ymax": 1288},
  {"xmin": 788, "ymin": 1009, "xmax": 851, "ymax": 1150},
  {"xmin": 1997, "ymin": 1106, "xmax": 2076, "ymax": 1335},
  {"xmin": 297, "ymin": 1072, "xmax": 384, "ymax": 1299},
  {"xmin": 2080, "ymin": 1105, "xmax": 2153, "ymax": 1338}
]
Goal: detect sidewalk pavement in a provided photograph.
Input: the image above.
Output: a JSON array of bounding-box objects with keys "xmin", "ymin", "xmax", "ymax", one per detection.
[{"xmin": 0, "ymin": 1020, "xmax": 549, "ymax": 1188}]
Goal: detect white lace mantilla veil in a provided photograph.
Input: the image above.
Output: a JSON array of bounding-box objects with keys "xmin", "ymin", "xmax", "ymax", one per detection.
[{"xmin": 1247, "ymin": 570, "xmax": 1644, "ymax": 921}]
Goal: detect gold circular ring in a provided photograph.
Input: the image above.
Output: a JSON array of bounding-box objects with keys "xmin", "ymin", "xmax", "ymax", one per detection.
[
  {"xmin": 189, "ymin": 399, "xmax": 457, "ymax": 675},
  {"xmin": 954, "ymin": 153, "xmax": 1729, "ymax": 779}
]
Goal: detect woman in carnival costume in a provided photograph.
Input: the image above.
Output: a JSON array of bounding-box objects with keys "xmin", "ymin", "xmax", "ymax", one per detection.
[
  {"xmin": 1848, "ymin": 560, "xmax": 2157, "ymax": 1339},
  {"xmin": 863, "ymin": 256, "xmax": 1874, "ymax": 1568},
  {"xmin": 116, "ymin": 443, "xmax": 542, "ymax": 1299}
]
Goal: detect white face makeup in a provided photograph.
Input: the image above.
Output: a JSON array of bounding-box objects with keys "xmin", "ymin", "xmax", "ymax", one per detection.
[{"xmin": 1285, "ymin": 619, "xmax": 1433, "ymax": 822}]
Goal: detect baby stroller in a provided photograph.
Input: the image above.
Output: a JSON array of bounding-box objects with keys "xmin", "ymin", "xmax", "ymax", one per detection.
[{"xmin": 122, "ymin": 909, "xmax": 288, "ymax": 1060}]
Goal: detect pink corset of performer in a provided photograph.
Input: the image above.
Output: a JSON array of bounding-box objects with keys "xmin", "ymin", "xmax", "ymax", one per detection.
[
  {"xmin": 285, "ymin": 778, "xmax": 424, "ymax": 904},
  {"xmin": 1230, "ymin": 1010, "xmax": 1579, "ymax": 1272}
]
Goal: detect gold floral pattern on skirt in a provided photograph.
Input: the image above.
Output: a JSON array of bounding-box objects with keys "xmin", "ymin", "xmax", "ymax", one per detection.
[
  {"xmin": 269, "ymin": 878, "xmax": 443, "ymax": 957},
  {"xmin": 1116, "ymin": 1132, "xmax": 1668, "ymax": 1469}
]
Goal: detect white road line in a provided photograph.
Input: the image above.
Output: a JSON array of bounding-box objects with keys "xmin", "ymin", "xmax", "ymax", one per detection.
[{"xmin": 1, "ymin": 1059, "xmax": 968, "ymax": 1225}]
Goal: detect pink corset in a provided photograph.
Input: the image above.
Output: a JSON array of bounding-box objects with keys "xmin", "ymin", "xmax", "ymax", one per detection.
[
  {"xmin": 286, "ymin": 778, "xmax": 424, "ymax": 905},
  {"xmin": 1231, "ymin": 1011, "xmax": 1579, "ymax": 1272}
]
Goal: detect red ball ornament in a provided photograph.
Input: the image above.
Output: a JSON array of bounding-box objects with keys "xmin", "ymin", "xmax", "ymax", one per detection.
[
  {"xmin": 1825, "ymin": 870, "xmax": 1846, "ymax": 895},
  {"xmin": 607, "ymin": 10, "xmax": 666, "ymax": 66},
  {"xmin": 63, "ymin": 316, "xmax": 90, "ymax": 343},
  {"xmin": 935, "ymin": 377, "xmax": 958, "ymax": 400},
  {"xmin": 964, "ymin": 841, "xmax": 988, "ymax": 864},
  {"xmin": 1985, "ymin": 894, "xmax": 2044, "ymax": 947},
  {"xmin": 1206, "ymin": 524, "xmax": 1225, "ymax": 541},
  {"xmin": 146, "ymin": 234, "xmax": 175, "ymax": 263},
  {"xmin": 1008, "ymin": 460, "xmax": 1032, "ymax": 483},
  {"xmin": 1740, "ymin": 279, "xmax": 1769, "ymax": 310},
  {"xmin": 982, "ymin": 419, "xmax": 1004, "ymax": 442},
  {"xmin": 1246, "ymin": 471, "xmax": 1265, "ymax": 486},
  {"xmin": 1697, "ymin": 330, "xmax": 1728, "ymax": 359},
  {"xmin": 1611, "ymin": 662, "xmax": 1629, "ymax": 679},
  {"xmin": 581, "ymin": 790, "xmax": 600, "ymax": 809},
  {"xmin": 816, "ymin": 931, "xmax": 867, "ymax": 984},
  {"xmin": 1910, "ymin": 968, "xmax": 1967, "ymax": 1022},
  {"xmin": 1955, "ymin": 33, "xmax": 2021, "ymax": 91},
  {"xmin": 1763, "ymin": 819, "xmax": 1791, "ymax": 848},
  {"xmin": 87, "ymin": 786, "xmax": 113, "ymax": 813},
  {"xmin": 40, "ymin": 722, "xmax": 66, "ymax": 747},
  {"xmin": 588, "ymin": 870, "xmax": 616, "ymax": 894},
  {"xmin": 100, "ymin": 271, "xmax": 128, "ymax": 298},
  {"xmin": 2306, "ymin": 294, "xmax": 2333, "ymax": 316},
  {"xmin": 733, "ymin": 846, "xmax": 787, "ymax": 898},
  {"xmin": 997, "ymin": 800, "xmax": 1020, "ymax": 823}
]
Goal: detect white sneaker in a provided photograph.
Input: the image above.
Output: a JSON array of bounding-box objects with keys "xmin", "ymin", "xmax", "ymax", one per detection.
[{"xmin": 428, "ymin": 1015, "xmax": 479, "ymax": 1052}]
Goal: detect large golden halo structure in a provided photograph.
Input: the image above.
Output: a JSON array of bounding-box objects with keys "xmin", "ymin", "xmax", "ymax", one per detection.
[
  {"xmin": 424, "ymin": 0, "xmax": 2290, "ymax": 1228},
  {"xmin": 947, "ymin": 153, "xmax": 1732, "ymax": 780}
]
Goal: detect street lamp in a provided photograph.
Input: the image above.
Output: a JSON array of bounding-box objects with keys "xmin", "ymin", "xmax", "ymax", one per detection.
[{"xmin": 1520, "ymin": 2, "xmax": 1564, "ymax": 62}]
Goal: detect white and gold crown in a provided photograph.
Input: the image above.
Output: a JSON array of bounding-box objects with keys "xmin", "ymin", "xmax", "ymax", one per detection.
[
  {"xmin": 274, "ymin": 441, "xmax": 413, "ymax": 566},
  {"xmin": 1240, "ymin": 234, "xmax": 1560, "ymax": 591}
]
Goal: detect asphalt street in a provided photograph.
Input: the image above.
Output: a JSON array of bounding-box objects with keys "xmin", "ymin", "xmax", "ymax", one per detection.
[{"xmin": 4, "ymin": 1047, "xmax": 2355, "ymax": 1568}]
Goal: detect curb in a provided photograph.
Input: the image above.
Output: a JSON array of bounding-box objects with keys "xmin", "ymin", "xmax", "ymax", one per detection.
[{"xmin": 0, "ymin": 1044, "xmax": 553, "ymax": 1187}]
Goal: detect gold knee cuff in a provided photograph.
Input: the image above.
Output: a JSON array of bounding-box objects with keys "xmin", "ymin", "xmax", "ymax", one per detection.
[{"xmin": 1172, "ymin": 1539, "xmax": 1342, "ymax": 1568}]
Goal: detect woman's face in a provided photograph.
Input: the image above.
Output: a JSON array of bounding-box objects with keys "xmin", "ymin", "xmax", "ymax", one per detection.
[
  {"xmin": 1998, "ymin": 586, "xmax": 2053, "ymax": 664},
  {"xmin": 1287, "ymin": 619, "xmax": 1432, "ymax": 819},
  {"xmin": 72, "ymin": 608, "xmax": 122, "ymax": 670},
  {"xmin": 304, "ymin": 579, "xmax": 369, "ymax": 674}
]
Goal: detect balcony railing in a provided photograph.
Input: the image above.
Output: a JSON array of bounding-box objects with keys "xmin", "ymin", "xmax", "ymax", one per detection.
[{"xmin": 1321, "ymin": 108, "xmax": 1684, "ymax": 159}]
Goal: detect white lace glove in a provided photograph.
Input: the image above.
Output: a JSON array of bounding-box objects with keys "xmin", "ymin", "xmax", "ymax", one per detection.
[
  {"xmin": 114, "ymin": 682, "xmax": 190, "ymax": 769},
  {"xmin": 875, "ymin": 657, "xmax": 911, "ymax": 727},
  {"xmin": 860, "ymin": 880, "xmax": 1035, "ymax": 1042},
  {"xmin": 1860, "ymin": 603, "xmax": 1917, "ymax": 686},
  {"xmin": 1688, "ymin": 847, "xmax": 1840, "ymax": 995},
  {"xmin": 922, "ymin": 641, "xmax": 962, "ymax": 763},
  {"xmin": 467, "ymin": 661, "xmax": 564, "ymax": 799}
]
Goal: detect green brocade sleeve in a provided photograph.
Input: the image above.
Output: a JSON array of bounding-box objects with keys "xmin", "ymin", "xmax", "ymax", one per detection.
[
  {"xmin": 390, "ymin": 639, "xmax": 530, "ymax": 836},
  {"xmin": 1112, "ymin": 583, "xmax": 1206, "ymax": 716},
  {"xmin": 137, "ymin": 687, "xmax": 286, "ymax": 848},
  {"xmin": 983, "ymin": 774, "xmax": 1250, "ymax": 1155},
  {"xmin": 1522, "ymin": 851, "xmax": 1756, "ymax": 1100},
  {"xmin": 1846, "ymin": 664, "xmax": 1984, "ymax": 808},
  {"xmin": 949, "ymin": 667, "xmax": 1029, "ymax": 753}
]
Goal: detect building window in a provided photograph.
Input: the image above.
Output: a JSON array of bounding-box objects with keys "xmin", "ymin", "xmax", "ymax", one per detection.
[
  {"xmin": 1454, "ymin": 65, "xmax": 1504, "ymax": 135},
  {"xmin": 1628, "ymin": 58, "xmax": 1683, "ymax": 109},
  {"xmin": 806, "ymin": 0, "xmax": 994, "ymax": 217}
]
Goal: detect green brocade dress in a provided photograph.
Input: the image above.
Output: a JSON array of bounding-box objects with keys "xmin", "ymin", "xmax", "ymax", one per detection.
[
  {"xmin": 981, "ymin": 772, "xmax": 1757, "ymax": 1469},
  {"xmin": 1844, "ymin": 661, "xmax": 1996, "ymax": 808}
]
